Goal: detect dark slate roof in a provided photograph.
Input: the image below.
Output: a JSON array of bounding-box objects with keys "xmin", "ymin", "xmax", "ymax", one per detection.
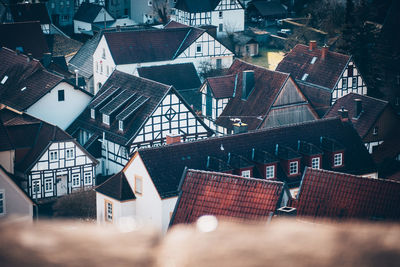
[
  {"xmin": 46, "ymin": 34, "xmax": 82, "ymax": 57},
  {"xmin": 0, "ymin": 47, "xmax": 64, "ymax": 111},
  {"xmin": 103, "ymin": 27, "xmax": 205, "ymax": 65},
  {"xmin": 137, "ymin": 118, "xmax": 376, "ymax": 199},
  {"xmin": 297, "ymin": 168, "xmax": 400, "ymax": 221},
  {"xmin": 170, "ymin": 169, "xmax": 285, "ymax": 226},
  {"xmin": 96, "ymin": 171, "xmax": 136, "ymax": 201},
  {"xmin": 298, "ymin": 82, "xmax": 331, "ymax": 117},
  {"xmin": 215, "ymin": 59, "xmax": 290, "ymax": 130},
  {"xmin": 276, "ymin": 44, "xmax": 350, "ymax": 90},
  {"xmin": 249, "ymin": 0, "xmax": 287, "ymax": 17},
  {"xmin": 174, "ymin": 0, "xmax": 221, "ymax": 13},
  {"xmin": 9, "ymin": 3, "xmax": 51, "ymax": 24},
  {"xmin": 0, "ymin": 21, "xmax": 49, "ymax": 59},
  {"xmin": 324, "ymin": 93, "xmax": 390, "ymax": 138},
  {"xmin": 137, "ymin": 63, "xmax": 202, "ymax": 110},
  {"xmin": 73, "ymin": 3, "xmax": 108, "ymax": 23},
  {"xmin": 0, "ymin": 109, "xmax": 79, "ymax": 174},
  {"xmin": 205, "ymin": 74, "xmax": 236, "ymax": 99}
]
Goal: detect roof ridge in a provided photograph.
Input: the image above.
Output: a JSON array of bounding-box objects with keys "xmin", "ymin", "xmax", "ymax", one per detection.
[
  {"xmin": 232, "ymin": 58, "xmax": 290, "ymax": 77},
  {"xmin": 112, "ymin": 70, "xmax": 171, "ymax": 89},
  {"xmin": 345, "ymin": 92, "xmax": 389, "ymax": 104},
  {"xmin": 295, "ymin": 43, "xmax": 351, "ymax": 58}
]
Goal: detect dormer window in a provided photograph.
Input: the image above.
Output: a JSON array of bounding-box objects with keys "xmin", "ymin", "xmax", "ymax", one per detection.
[
  {"xmin": 333, "ymin": 153, "xmax": 343, "ymax": 167},
  {"xmin": 311, "ymin": 157, "xmax": 320, "ymax": 169},
  {"xmin": 118, "ymin": 120, "xmax": 123, "ymax": 131},
  {"xmin": 102, "ymin": 114, "xmax": 110, "ymax": 125},
  {"xmin": 196, "ymin": 43, "xmax": 202, "ymax": 53},
  {"xmin": 1, "ymin": 75, "xmax": 8, "ymax": 84},
  {"xmin": 241, "ymin": 170, "xmax": 250, "ymax": 178},
  {"xmin": 266, "ymin": 165, "xmax": 275, "ymax": 179},
  {"xmin": 301, "ymin": 73, "xmax": 309, "ymax": 81},
  {"xmin": 289, "ymin": 161, "xmax": 298, "ymax": 175},
  {"xmin": 310, "ymin": 57, "xmax": 317, "ymax": 64},
  {"xmin": 90, "ymin": 109, "xmax": 95, "ymax": 119}
]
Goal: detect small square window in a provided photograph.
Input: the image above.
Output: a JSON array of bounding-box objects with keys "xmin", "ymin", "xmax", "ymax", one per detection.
[
  {"xmin": 196, "ymin": 44, "xmax": 202, "ymax": 53},
  {"xmin": 50, "ymin": 151, "xmax": 58, "ymax": 161},
  {"xmin": 241, "ymin": 170, "xmax": 250, "ymax": 178},
  {"xmin": 289, "ymin": 161, "xmax": 298, "ymax": 175},
  {"xmin": 334, "ymin": 153, "xmax": 343, "ymax": 167},
  {"xmin": 135, "ymin": 176, "xmax": 143, "ymax": 195},
  {"xmin": 72, "ymin": 173, "xmax": 80, "ymax": 187},
  {"xmin": 66, "ymin": 148, "xmax": 74, "ymax": 159},
  {"xmin": 266, "ymin": 165, "xmax": 275, "ymax": 179},
  {"xmin": 58, "ymin": 90, "xmax": 65, "ymax": 101},
  {"xmin": 311, "ymin": 157, "xmax": 320, "ymax": 169}
]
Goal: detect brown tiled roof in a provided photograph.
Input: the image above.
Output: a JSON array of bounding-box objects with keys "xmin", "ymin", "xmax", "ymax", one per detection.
[
  {"xmin": 9, "ymin": 3, "xmax": 51, "ymax": 24},
  {"xmin": 137, "ymin": 118, "xmax": 376, "ymax": 199},
  {"xmin": 46, "ymin": 34, "xmax": 82, "ymax": 57},
  {"xmin": 215, "ymin": 59, "xmax": 290, "ymax": 130},
  {"xmin": 164, "ymin": 20, "xmax": 190, "ymax": 29},
  {"xmin": 103, "ymin": 27, "xmax": 205, "ymax": 65},
  {"xmin": 96, "ymin": 171, "xmax": 136, "ymax": 201},
  {"xmin": 205, "ymin": 74, "xmax": 236, "ymax": 99},
  {"xmin": 297, "ymin": 168, "xmax": 400, "ymax": 221},
  {"xmin": 276, "ymin": 44, "xmax": 350, "ymax": 90},
  {"xmin": 0, "ymin": 47, "xmax": 64, "ymax": 111},
  {"xmin": 324, "ymin": 93, "xmax": 390, "ymax": 138},
  {"xmin": 298, "ymin": 82, "xmax": 331, "ymax": 117},
  {"xmin": 170, "ymin": 169, "xmax": 285, "ymax": 226},
  {"xmin": 0, "ymin": 22, "xmax": 49, "ymax": 59}
]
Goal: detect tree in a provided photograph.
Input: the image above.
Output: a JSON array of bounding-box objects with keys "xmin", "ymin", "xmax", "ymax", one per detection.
[
  {"xmin": 53, "ymin": 190, "xmax": 96, "ymax": 220},
  {"xmin": 153, "ymin": 0, "xmax": 171, "ymax": 24}
]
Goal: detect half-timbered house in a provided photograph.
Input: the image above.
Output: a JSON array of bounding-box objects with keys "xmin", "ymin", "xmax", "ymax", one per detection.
[
  {"xmin": 95, "ymin": 117, "xmax": 377, "ymax": 232},
  {"xmin": 200, "ymin": 59, "xmax": 318, "ymax": 134},
  {"xmin": 172, "ymin": 0, "xmax": 245, "ymax": 36},
  {"xmin": 92, "ymin": 26, "xmax": 234, "ymax": 94},
  {"xmin": 276, "ymin": 41, "xmax": 367, "ymax": 107},
  {"xmin": 68, "ymin": 70, "xmax": 213, "ymax": 175},
  {"xmin": 0, "ymin": 109, "xmax": 98, "ymax": 202}
]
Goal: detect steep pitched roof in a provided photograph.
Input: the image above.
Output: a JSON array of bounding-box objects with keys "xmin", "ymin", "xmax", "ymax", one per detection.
[
  {"xmin": 0, "ymin": 21, "xmax": 49, "ymax": 59},
  {"xmin": 174, "ymin": 0, "xmax": 221, "ymax": 13},
  {"xmin": 276, "ymin": 44, "xmax": 350, "ymax": 90},
  {"xmin": 46, "ymin": 34, "xmax": 82, "ymax": 58},
  {"xmin": 324, "ymin": 93, "xmax": 390, "ymax": 138},
  {"xmin": 164, "ymin": 20, "xmax": 190, "ymax": 29},
  {"xmin": 136, "ymin": 118, "xmax": 376, "ymax": 199},
  {"xmin": 103, "ymin": 27, "xmax": 205, "ymax": 65},
  {"xmin": 73, "ymin": 3, "xmax": 108, "ymax": 23},
  {"xmin": 170, "ymin": 169, "xmax": 285, "ymax": 226},
  {"xmin": 0, "ymin": 47, "xmax": 65, "ymax": 111},
  {"xmin": 215, "ymin": 59, "xmax": 291, "ymax": 130},
  {"xmin": 298, "ymin": 82, "xmax": 331, "ymax": 117},
  {"xmin": 297, "ymin": 168, "xmax": 400, "ymax": 220},
  {"xmin": 9, "ymin": 3, "xmax": 51, "ymax": 24},
  {"xmin": 96, "ymin": 171, "xmax": 136, "ymax": 201},
  {"xmin": 205, "ymin": 74, "xmax": 236, "ymax": 99}
]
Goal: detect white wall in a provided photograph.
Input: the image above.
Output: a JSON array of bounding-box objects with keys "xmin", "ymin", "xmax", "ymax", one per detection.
[
  {"xmin": 211, "ymin": 9, "xmax": 245, "ymax": 36},
  {"xmin": 0, "ymin": 150, "xmax": 14, "ymax": 174},
  {"xmin": 27, "ymin": 82, "xmax": 92, "ymax": 130},
  {"xmin": 74, "ymin": 20, "xmax": 92, "ymax": 34},
  {"xmin": 93, "ymin": 36, "xmax": 116, "ymax": 94},
  {"xmin": 162, "ymin": 196, "xmax": 178, "ymax": 232},
  {"xmin": 96, "ymin": 192, "xmax": 136, "ymax": 225},
  {"xmin": 93, "ymin": 8, "xmax": 114, "ymax": 23}
]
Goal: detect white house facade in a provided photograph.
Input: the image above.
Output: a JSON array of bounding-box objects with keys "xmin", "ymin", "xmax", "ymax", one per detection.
[{"xmin": 73, "ymin": 3, "xmax": 114, "ymax": 35}]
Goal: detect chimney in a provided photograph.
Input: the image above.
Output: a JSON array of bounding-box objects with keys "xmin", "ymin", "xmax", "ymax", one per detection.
[
  {"xmin": 166, "ymin": 133, "xmax": 181, "ymax": 145},
  {"xmin": 74, "ymin": 69, "xmax": 79, "ymax": 86},
  {"xmin": 354, "ymin": 98, "xmax": 362, "ymax": 118},
  {"xmin": 338, "ymin": 107, "xmax": 349, "ymax": 122},
  {"xmin": 27, "ymin": 53, "xmax": 33, "ymax": 62},
  {"xmin": 42, "ymin": 52, "xmax": 52, "ymax": 68},
  {"xmin": 276, "ymin": 206, "xmax": 297, "ymax": 217},
  {"xmin": 233, "ymin": 121, "xmax": 248, "ymax": 134},
  {"xmin": 242, "ymin": 70, "xmax": 254, "ymax": 100},
  {"xmin": 309, "ymin": 40, "xmax": 317, "ymax": 51},
  {"xmin": 321, "ymin": 44, "xmax": 329, "ymax": 60}
]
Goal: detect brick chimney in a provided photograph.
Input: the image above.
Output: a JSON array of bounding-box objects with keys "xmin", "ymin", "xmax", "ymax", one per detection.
[
  {"xmin": 309, "ymin": 40, "xmax": 317, "ymax": 51},
  {"xmin": 354, "ymin": 99, "xmax": 362, "ymax": 118},
  {"xmin": 338, "ymin": 107, "xmax": 349, "ymax": 122},
  {"xmin": 166, "ymin": 133, "xmax": 181, "ymax": 145},
  {"xmin": 321, "ymin": 44, "xmax": 329, "ymax": 60},
  {"xmin": 242, "ymin": 70, "xmax": 254, "ymax": 100}
]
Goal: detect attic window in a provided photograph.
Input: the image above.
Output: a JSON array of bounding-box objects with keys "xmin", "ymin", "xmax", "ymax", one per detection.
[
  {"xmin": 310, "ymin": 57, "xmax": 317, "ymax": 64},
  {"xmin": 301, "ymin": 73, "xmax": 309, "ymax": 81},
  {"xmin": 90, "ymin": 109, "xmax": 95, "ymax": 119},
  {"xmin": 266, "ymin": 165, "xmax": 275, "ymax": 179},
  {"xmin": 1, "ymin": 75, "xmax": 8, "ymax": 84},
  {"xmin": 196, "ymin": 44, "xmax": 202, "ymax": 53},
  {"xmin": 289, "ymin": 161, "xmax": 298, "ymax": 175},
  {"xmin": 103, "ymin": 114, "xmax": 110, "ymax": 125},
  {"xmin": 241, "ymin": 170, "xmax": 250, "ymax": 178},
  {"xmin": 118, "ymin": 120, "xmax": 123, "ymax": 131},
  {"xmin": 333, "ymin": 153, "xmax": 343, "ymax": 167}
]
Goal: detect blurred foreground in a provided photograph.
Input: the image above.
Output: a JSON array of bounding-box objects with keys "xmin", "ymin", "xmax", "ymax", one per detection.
[{"xmin": 1, "ymin": 217, "xmax": 399, "ymax": 267}]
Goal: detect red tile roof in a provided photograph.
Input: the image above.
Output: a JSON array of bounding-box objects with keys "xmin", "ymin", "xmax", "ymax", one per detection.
[
  {"xmin": 298, "ymin": 83, "xmax": 331, "ymax": 117},
  {"xmin": 324, "ymin": 93, "xmax": 390, "ymax": 138},
  {"xmin": 276, "ymin": 44, "xmax": 350, "ymax": 90},
  {"xmin": 297, "ymin": 168, "xmax": 400, "ymax": 220},
  {"xmin": 205, "ymin": 74, "xmax": 236, "ymax": 99},
  {"xmin": 170, "ymin": 169, "xmax": 285, "ymax": 226}
]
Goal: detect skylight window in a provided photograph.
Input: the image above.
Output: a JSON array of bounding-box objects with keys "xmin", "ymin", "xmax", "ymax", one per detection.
[
  {"xmin": 21, "ymin": 86, "xmax": 27, "ymax": 91},
  {"xmin": 310, "ymin": 57, "xmax": 317, "ymax": 64},
  {"xmin": 1, "ymin": 75, "xmax": 8, "ymax": 84},
  {"xmin": 301, "ymin": 73, "xmax": 309, "ymax": 81}
]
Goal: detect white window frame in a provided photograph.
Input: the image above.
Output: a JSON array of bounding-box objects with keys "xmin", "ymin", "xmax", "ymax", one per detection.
[
  {"xmin": 373, "ymin": 127, "xmax": 378, "ymax": 135},
  {"xmin": 266, "ymin": 165, "xmax": 275, "ymax": 179},
  {"xmin": 135, "ymin": 176, "xmax": 143, "ymax": 195},
  {"xmin": 301, "ymin": 73, "xmax": 309, "ymax": 81},
  {"xmin": 0, "ymin": 189, "xmax": 5, "ymax": 215},
  {"xmin": 103, "ymin": 114, "xmax": 110, "ymax": 125},
  {"xmin": 289, "ymin": 161, "xmax": 298, "ymax": 175},
  {"xmin": 50, "ymin": 151, "xmax": 58, "ymax": 162},
  {"xmin": 105, "ymin": 200, "xmax": 113, "ymax": 222},
  {"xmin": 342, "ymin": 77, "xmax": 348, "ymax": 89},
  {"xmin": 44, "ymin": 178, "xmax": 53, "ymax": 192},
  {"xmin": 311, "ymin": 157, "xmax": 320, "ymax": 169},
  {"xmin": 84, "ymin": 172, "xmax": 92, "ymax": 185},
  {"xmin": 91, "ymin": 108, "xmax": 95, "ymax": 119},
  {"xmin": 352, "ymin": 77, "xmax": 357, "ymax": 89},
  {"xmin": 66, "ymin": 148, "xmax": 74, "ymax": 160},
  {"xmin": 310, "ymin": 57, "xmax": 317, "ymax": 64},
  {"xmin": 334, "ymin": 153, "xmax": 343, "ymax": 166},
  {"xmin": 72, "ymin": 173, "xmax": 80, "ymax": 187},
  {"xmin": 32, "ymin": 179, "xmax": 41, "ymax": 194},
  {"xmin": 241, "ymin": 170, "xmax": 251, "ymax": 178},
  {"xmin": 1, "ymin": 75, "xmax": 8, "ymax": 84},
  {"xmin": 118, "ymin": 120, "xmax": 123, "ymax": 131}
]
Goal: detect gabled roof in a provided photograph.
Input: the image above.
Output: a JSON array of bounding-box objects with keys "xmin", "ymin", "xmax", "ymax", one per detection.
[
  {"xmin": 9, "ymin": 3, "xmax": 51, "ymax": 24},
  {"xmin": 164, "ymin": 20, "xmax": 190, "ymax": 29},
  {"xmin": 298, "ymin": 82, "xmax": 331, "ymax": 117},
  {"xmin": 174, "ymin": 0, "xmax": 221, "ymax": 13},
  {"xmin": 103, "ymin": 27, "xmax": 206, "ymax": 65},
  {"xmin": 0, "ymin": 47, "xmax": 65, "ymax": 111},
  {"xmin": 170, "ymin": 169, "xmax": 285, "ymax": 226},
  {"xmin": 324, "ymin": 93, "xmax": 391, "ymax": 138},
  {"xmin": 297, "ymin": 168, "xmax": 400, "ymax": 220},
  {"xmin": 205, "ymin": 74, "xmax": 236, "ymax": 99},
  {"xmin": 276, "ymin": 44, "xmax": 350, "ymax": 90},
  {"xmin": 74, "ymin": 3, "xmax": 112, "ymax": 23},
  {"xmin": 136, "ymin": 118, "xmax": 376, "ymax": 199},
  {"xmin": 249, "ymin": 0, "xmax": 287, "ymax": 17},
  {"xmin": 96, "ymin": 171, "xmax": 136, "ymax": 201},
  {"xmin": 0, "ymin": 21, "xmax": 49, "ymax": 59},
  {"xmin": 215, "ymin": 59, "xmax": 290, "ymax": 130}
]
